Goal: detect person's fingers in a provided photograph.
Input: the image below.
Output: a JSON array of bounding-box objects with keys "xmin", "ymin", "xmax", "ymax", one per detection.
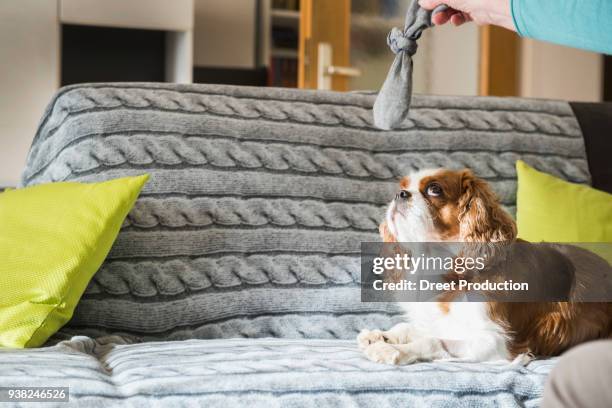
[
  {"xmin": 450, "ymin": 13, "xmax": 466, "ymax": 26},
  {"xmin": 432, "ymin": 9, "xmax": 465, "ymax": 25},
  {"xmin": 432, "ymin": 9, "xmax": 454, "ymax": 25},
  {"xmin": 420, "ymin": 0, "xmax": 472, "ymax": 27},
  {"xmin": 460, "ymin": 12, "xmax": 473, "ymax": 22}
]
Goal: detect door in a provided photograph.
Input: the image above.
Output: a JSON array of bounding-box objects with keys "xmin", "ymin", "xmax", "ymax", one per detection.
[
  {"xmin": 298, "ymin": 0, "xmax": 355, "ymax": 91},
  {"xmin": 479, "ymin": 25, "xmax": 519, "ymax": 96}
]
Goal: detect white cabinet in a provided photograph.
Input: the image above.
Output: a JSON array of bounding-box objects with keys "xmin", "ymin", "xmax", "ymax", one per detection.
[
  {"xmin": 60, "ymin": 0, "xmax": 194, "ymax": 84},
  {"xmin": 60, "ymin": 0, "xmax": 193, "ymax": 31}
]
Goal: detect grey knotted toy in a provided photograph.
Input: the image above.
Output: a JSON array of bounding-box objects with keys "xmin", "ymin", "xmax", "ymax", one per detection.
[{"xmin": 373, "ymin": 1, "xmax": 448, "ymax": 130}]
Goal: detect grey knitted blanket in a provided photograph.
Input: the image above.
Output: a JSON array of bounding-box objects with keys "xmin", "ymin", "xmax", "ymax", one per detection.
[
  {"xmin": 0, "ymin": 336, "xmax": 556, "ymax": 407},
  {"xmin": 21, "ymin": 83, "xmax": 590, "ymax": 342}
]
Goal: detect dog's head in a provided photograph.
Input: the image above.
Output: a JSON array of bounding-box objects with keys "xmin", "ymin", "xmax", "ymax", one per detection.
[{"xmin": 380, "ymin": 169, "xmax": 516, "ymax": 243}]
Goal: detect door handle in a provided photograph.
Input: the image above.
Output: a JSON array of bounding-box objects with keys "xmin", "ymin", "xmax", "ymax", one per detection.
[
  {"xmin": 317, "ymin": 42, "xmax": 361, "ymax": 90},
  {"xmin": 326, "ymin": 65, "xmax": 361, "ymax": 77}
]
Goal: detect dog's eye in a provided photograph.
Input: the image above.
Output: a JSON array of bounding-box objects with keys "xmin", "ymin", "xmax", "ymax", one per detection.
[{"xmin": 426, "ymin": 183, "xmax": 443, "ymax": 197}]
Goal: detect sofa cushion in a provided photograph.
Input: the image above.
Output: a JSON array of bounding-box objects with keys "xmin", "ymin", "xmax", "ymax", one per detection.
[
  {"xmin": 0, "ymin": 175, "xmax": 148, "ymax": 348},
  {"xmin": 21, "ymin": 83, "xmax": 591, "ymax": 341},
  {"xmin": 0, "ymin": 336, "xmax": 555, "ymax": 407},
  {"xmin": 516, "ymin": 160, "xmax": 612, "ymax": 244}
]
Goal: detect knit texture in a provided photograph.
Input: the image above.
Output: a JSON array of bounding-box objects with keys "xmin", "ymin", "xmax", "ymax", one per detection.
[
  {"xmin": 0, "ymin": 336, "xmax": 555, "ymax": 407},
  {"xmin": 21, "ymin": 83, "xmax": 590, "ymax": 342}
]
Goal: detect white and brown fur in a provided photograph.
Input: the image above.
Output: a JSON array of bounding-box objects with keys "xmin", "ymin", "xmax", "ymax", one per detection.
[{"xmin": 358, "ymin": 168, "xmax": 612, "ymax": 365}]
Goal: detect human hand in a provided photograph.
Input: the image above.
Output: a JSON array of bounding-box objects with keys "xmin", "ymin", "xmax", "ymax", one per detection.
[{"xmin": 418, "ymin": 0, "xmax": 515, "ymax": 31}]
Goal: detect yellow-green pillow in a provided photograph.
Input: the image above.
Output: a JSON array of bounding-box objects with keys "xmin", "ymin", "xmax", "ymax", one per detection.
[
  {"xmin": 516, "ymin": 160, "xmax": 612, "ymax": 262},
  {"xmin": 0, "ymin": 175, "xmax": 148, "ymax": 348}
]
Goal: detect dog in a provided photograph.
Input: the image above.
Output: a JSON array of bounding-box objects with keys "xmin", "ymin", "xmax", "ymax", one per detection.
[{"xmin": 358, "ymin": 168, "xmax": 612, "ymax": 365}]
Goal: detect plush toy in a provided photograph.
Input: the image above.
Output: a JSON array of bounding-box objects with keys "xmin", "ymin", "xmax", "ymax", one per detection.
[{"xmin": 373, "ymin": 1, "xmax": 448, "ymax": 130}]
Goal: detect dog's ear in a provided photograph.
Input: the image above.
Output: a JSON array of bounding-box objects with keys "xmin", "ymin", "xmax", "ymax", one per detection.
[
  {"xmin": 458, "ymin": 169, "xmax": 516, "ymax": 242},
  {"xmin": 379, "ymin": 221, "xmax": 397, "ymax": 242}
]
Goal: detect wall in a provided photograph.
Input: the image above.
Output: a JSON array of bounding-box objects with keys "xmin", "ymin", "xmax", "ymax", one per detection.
[
  {"xmin": 424, "ymin": 23, "xmax": 479, "ymax": 96},
  {"xmin": 193, "ymin": 0, "xmax": 257, "ymax": 68},
  {"xmin": 520, "ymin": 38, "xmax": 603, "ymax": 102},
  {"xmin": 0, "ymin": 0, "xmax": 60, "ymax": 186}
]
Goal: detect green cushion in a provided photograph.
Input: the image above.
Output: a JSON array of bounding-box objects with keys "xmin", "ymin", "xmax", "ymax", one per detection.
[
  {"xmin": 0, "ymin": 175, "xmax": 148, "ymax": 348},
  {"xmin": 516, "ymin": 160, "xmax": 612, "ymax": 262}
]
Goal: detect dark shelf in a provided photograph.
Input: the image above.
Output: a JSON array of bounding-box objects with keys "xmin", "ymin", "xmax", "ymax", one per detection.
[{"xmin": 61, "ymin": 24, "xmax": 166, "ymax": 86}]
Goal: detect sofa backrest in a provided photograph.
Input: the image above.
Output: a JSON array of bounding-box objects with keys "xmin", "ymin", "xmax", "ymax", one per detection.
[{"xmin": 22, "ymin": 83, "xmax": 590, "ymax": 341}]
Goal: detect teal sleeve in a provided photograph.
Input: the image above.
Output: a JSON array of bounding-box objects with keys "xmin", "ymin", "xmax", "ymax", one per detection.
[{"xmin": 512, "ymin": 0, "xmax": 612, "ymax": 55}]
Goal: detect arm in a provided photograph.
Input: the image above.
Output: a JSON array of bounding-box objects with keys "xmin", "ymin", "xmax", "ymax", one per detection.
[
  {"xmin": 512, "ymin": 0, "xmax": 612, "ymax": 55},
  {"xmin": 419, "ymin": 0, "xmax": 612, "ymax": 55}
]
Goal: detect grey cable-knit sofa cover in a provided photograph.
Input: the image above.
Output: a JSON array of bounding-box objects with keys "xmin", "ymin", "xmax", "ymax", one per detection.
[{"xmin": 1, "ymin": 83, "xmax": 591, "ymax": 407}]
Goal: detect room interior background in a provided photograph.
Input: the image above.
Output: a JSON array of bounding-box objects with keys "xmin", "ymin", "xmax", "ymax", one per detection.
[{"xmin": 1, "ymin": 0, "xmax": 610, "ymax": 187}]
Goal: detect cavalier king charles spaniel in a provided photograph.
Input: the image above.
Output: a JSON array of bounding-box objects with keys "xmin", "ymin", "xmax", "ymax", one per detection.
[{"xmin": 358, "ymin": 168, "xmax": 612, "ymax": 365}]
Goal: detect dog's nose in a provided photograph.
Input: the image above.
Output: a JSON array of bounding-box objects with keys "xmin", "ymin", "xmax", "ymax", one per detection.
[{"xmin": 397, "ymin": 190, "xmax": 411, "ymax": 200}]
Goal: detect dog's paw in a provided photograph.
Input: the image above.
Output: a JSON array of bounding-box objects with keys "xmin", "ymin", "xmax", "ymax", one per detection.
[
  {"xmin": 363, "ymin": 342, "xmax": 402, "ymax": 365},
  {"xmin": 357, "ymin": 329, "xmax": 392, "ymax": 351},
  {"xmin": 511, "ymin": 352, "xmax": 535, "ymax": 366}
]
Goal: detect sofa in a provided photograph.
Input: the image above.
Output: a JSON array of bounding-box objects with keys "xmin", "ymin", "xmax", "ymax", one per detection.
[{"xmin": 1, "ymin": 83, "xmax": 609, "ymax": 407}]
